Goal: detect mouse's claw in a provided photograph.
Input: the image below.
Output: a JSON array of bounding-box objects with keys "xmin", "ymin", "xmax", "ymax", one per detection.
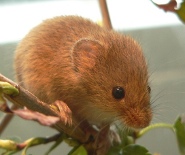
[{"xmin": 50, "ymin": 100, "xmax": 72, "ymax": 126}]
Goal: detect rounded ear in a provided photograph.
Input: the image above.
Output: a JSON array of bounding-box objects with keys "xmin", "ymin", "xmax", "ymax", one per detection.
[{"xmin": 71, "ymin": 38, "xmax": 103, "ymax": 72}]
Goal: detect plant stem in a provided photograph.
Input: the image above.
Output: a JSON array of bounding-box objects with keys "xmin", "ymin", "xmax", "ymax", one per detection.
[{"xmin": 136, "ymin": 123, "xmax": 174, "ymax": 138}]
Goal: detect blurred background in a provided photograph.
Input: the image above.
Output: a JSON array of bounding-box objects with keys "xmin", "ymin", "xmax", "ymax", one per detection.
[{"xmin": 0, "ymin": 0, "xmax": 185, "ymax": 154}]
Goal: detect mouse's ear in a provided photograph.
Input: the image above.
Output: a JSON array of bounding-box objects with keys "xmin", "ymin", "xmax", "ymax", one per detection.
[{"xmin": 71, "ymin": 38, "xmax": 103, "ymax": 72}]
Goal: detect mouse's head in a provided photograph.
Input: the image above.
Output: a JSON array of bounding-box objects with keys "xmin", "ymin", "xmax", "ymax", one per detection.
[{"xmin": 71, "ymin": 35, "xmax": 152, "ymax": 129}]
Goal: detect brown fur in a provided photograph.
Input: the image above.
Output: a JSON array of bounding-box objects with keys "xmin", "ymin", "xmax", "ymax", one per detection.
[{"xmin": 14, "ymin": 16, "xmax": 152, "ymax": 129}]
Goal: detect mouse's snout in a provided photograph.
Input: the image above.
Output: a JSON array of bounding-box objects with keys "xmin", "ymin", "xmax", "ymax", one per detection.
[{"xmin": 123, "ymin": 107, "xmax": 152, "ymax": 129}]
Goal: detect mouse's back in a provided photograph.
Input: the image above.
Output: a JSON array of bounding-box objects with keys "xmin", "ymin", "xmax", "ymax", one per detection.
[{"xmin": 15, "ymin": 16, "xmax": 101, "ymax": 101}]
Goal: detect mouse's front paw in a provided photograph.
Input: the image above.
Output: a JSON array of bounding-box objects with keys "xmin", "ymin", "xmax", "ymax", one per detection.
[{"xmin": 50, "ymin": 100, "xmax": 72, "ymax": 126}]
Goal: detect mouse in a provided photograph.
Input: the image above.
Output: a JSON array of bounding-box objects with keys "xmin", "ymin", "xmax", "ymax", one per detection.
[{"xmin": 14, "ymin": 15, "xmax": 152, "ymax": 130}]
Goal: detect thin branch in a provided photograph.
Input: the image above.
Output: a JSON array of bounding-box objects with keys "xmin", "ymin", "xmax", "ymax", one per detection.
[
  {"xmin": 0, "ymin": 105, "xmax": 16, "ymax": 135},
  {"xmin": 17, "ymin": 133, "xmax": 63, "ymax": 150},
  {"xmin": 99, "ymin": 0, "xmax": 112, "ymax": 29},
  {"xmin": 0, "ymin": 133, "xmax": 65, "ymax": 154},
  {"xmin": 0, "ymin": 73, "xmax": 94, "ymax": 143}
]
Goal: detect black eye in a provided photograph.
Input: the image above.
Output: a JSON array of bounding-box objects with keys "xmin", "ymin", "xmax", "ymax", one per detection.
[
  {"xmin": 112, "ymin": 86, "xmax": 125, "ymax": 99},
  {"xmin": 147, "ymin": 86, "xmax": 151, "ymax": 93}
]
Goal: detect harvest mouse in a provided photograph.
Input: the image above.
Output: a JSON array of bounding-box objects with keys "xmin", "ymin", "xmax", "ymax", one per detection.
[{"xmin": 14, "ymin": 15, "xmax": 152, "ymax": 130}]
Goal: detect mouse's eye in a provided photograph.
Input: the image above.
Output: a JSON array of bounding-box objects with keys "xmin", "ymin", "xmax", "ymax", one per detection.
[
  {"xmin": 147, "ymin": 85, "xmax": 151, "ymax": 93},
  {"xmin": 112, "ymin": 86, "xmax": 125, "ymax": 99}
]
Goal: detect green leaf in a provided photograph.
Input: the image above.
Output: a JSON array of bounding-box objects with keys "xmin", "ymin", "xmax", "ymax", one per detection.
[
  {"xmin": 122, "ymin": 144, "xmax": 151, "ymax": 155},
  {"xmin": 0, "ymin": 82, "xmax": 19, "ymax": 96},
  {"xmin": 176, "ymin": 0, "xmax": 185, "ymax": 23},
  {"xmin": 69, "ymin": 145, "xmax": 87, "ymax": 155},
  {"xmin": 0, "ymin": 139, "xmax": 17, "ymax": 151},
  {"xmin": 174, "ymin": 115, "xmax": 185, "ymax": 154},
  {"xmin": 107, "ymin": 146, "xmax": 122, "ymax": 155}
]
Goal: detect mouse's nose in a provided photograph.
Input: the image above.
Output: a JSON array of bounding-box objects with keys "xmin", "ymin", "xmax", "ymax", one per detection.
[{"xmin": 123, "ymin": 107, "xmax": 152, "ymax": 129}]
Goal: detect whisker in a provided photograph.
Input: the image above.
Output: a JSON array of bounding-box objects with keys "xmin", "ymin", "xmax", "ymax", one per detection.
[
  {"xmin": 71, "ymin": 118, "xmax": 87, "ymax": 135},
  {"xmin": 150, "ymin": 88, "xmax": 166, "ymax": 105},
  {"xmin": 149, "ymin": 55, "xmax": 184, "ymax": 76},
  {"xmin": 152, "ymin": 114, "xmax": 169, "ymax": 124},
  {"xmin": 113, "ymin": 115, "xmax": 133, "ymax": 133}
]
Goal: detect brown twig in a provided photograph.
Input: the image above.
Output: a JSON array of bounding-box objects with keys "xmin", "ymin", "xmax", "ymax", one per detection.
[
  {"xmin": 0, "ymin": 73, "xmax": 89, "ymax": 143},
  {"xmin": 99, "ymin": 0, "xmax": 112, "ymax": 29},
  {"xmin": 0, "ymin": 104, "xmax": 17, "ymax": 135}
]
